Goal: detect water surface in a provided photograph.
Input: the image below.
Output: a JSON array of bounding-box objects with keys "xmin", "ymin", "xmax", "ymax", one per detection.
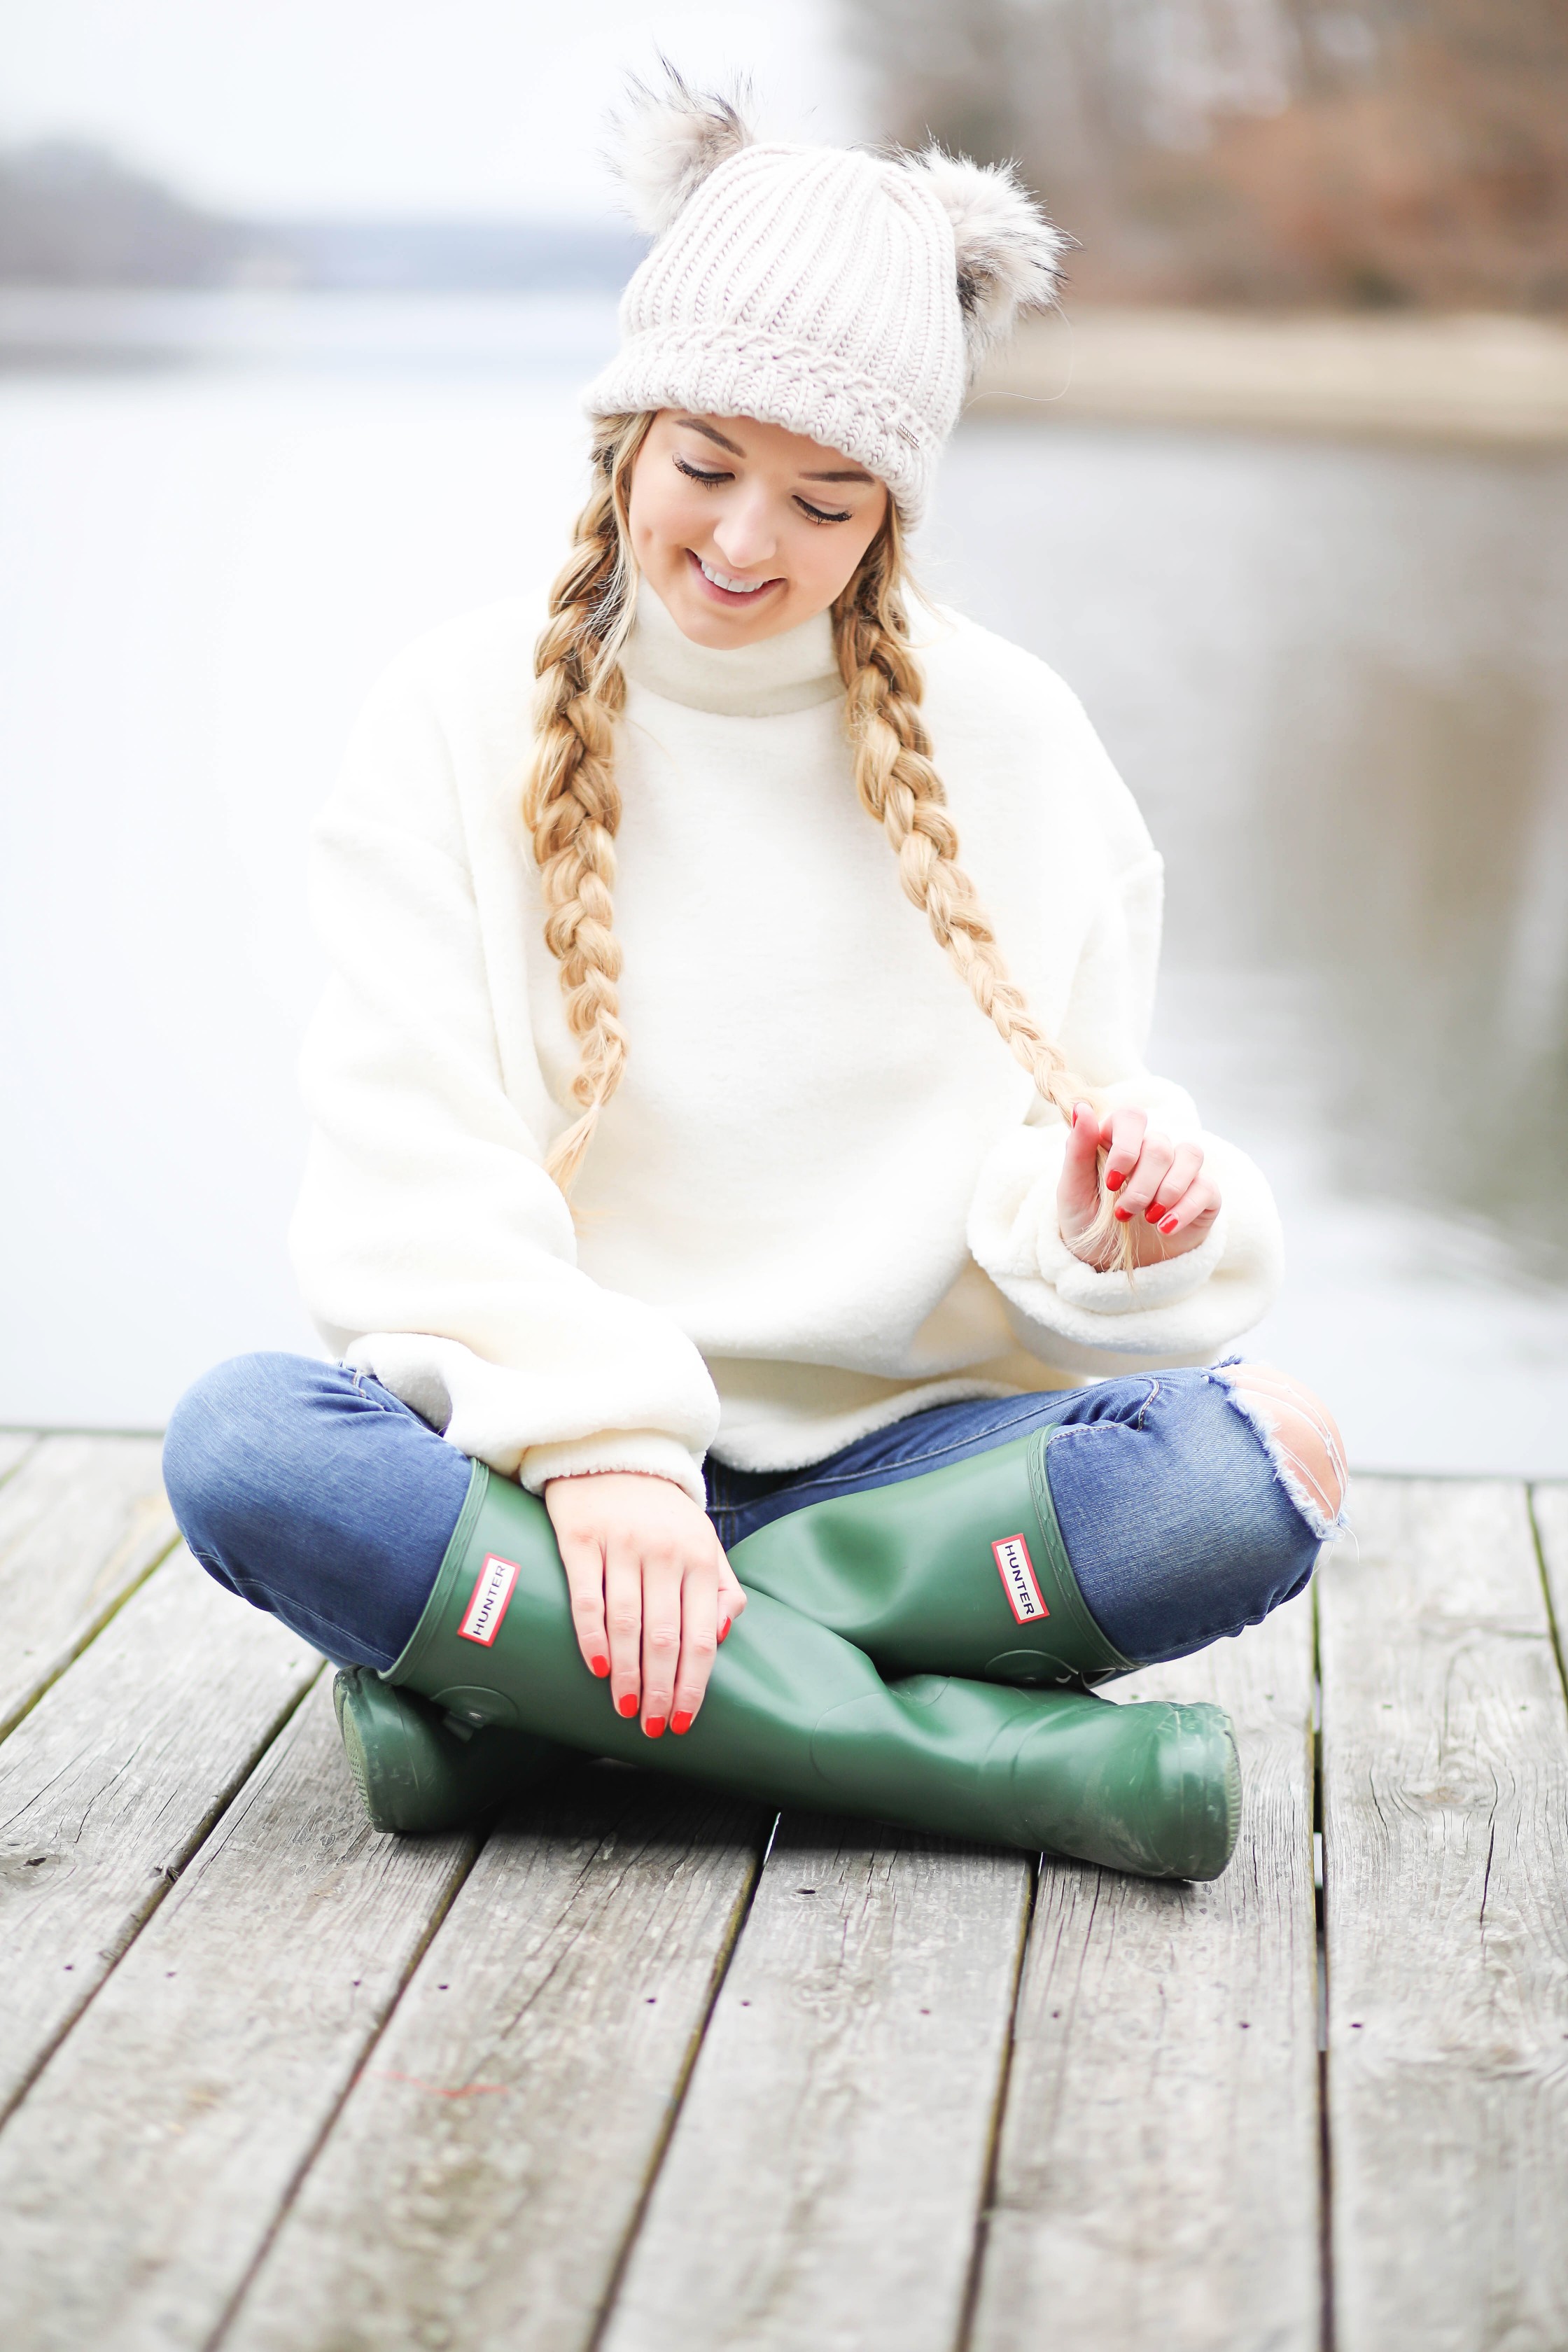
[
  {"xmin": 927, "ymin": 418, "xmax": 1568, "ymax": 1473},
  {"xmin": 3, "ymin": 296, "xmax": 1564, "ymax": 1469}
]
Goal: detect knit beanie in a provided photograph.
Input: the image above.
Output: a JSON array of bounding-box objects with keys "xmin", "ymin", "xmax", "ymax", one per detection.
[{"xmin": 582, "ymin": 74, "xmax": 1067, "ymax": 524}]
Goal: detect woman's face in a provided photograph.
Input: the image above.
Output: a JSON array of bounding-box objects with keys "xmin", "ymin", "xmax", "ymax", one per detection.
[{"xmin": 626, "ymin": 410, "xmax": 890, "ymax": 648}]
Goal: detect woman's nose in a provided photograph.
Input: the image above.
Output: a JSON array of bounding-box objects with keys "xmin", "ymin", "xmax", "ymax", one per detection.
[{"xmin": 710, "ymin": 495, "xmax": 778, "ymax": 573}]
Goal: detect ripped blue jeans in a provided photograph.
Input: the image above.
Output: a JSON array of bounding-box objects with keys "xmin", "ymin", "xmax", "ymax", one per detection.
[{"xmin": 162, "ymin": 1353, "xmax": 1330, "ymax": 1675}]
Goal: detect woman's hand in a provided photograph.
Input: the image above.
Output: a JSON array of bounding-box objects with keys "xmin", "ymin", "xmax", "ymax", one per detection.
[
  {"xmin": 543, "ymin": 1470, "xmax": 747, "ymax": 1739},
  {"xmin": 1058, "ymin": 1100, "xmax": 1222, "ymax": 1269}
]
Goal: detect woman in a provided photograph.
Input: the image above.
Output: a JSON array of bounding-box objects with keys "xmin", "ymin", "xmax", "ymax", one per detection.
[{"xmin": 164, "ymin": 77, "xmax": 1345, "ymax": 1882}]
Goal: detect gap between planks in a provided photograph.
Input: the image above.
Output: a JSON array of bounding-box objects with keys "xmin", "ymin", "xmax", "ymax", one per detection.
[
  {"xmin": 0, "ymin": 1432, "xmax": 40, "ymax": 1487},
  {"xmin": 0, "ymin": 1677, "xmax": 480, "ymax": 2352},
  {"xmin": 218, "ymin": 1764, "xmax": 764, "ymax": 2352},
  {"xmin": 1532, "ymin": 1483, "xmax": 1568, "ymax": 1703},
  {"xmin": 603, "ymin": 1816, "xmax": 1034, "ymax": 2352},
  {"xmin": 1321, "ymin": 1477, "xmax": 1568, "ymax": 2352},
  {"xmin": 0, "ymin": 1544, "xmax": 321, "ymax": 2127},
  {"xmin": 0, "ymin": 1433, "xmax": 181, "ymax": 1743},
  {"xmin": 966, "ymin": 1587, "xmax": 1320, "ymax": 2352}
]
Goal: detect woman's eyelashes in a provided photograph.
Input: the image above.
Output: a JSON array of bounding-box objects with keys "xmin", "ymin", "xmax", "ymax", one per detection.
[
  {"xmin": 672, "ymin": 453, "xmax": 850, "ymax": 526},
  {"xmin": 674, "ymin": 454, "xmax": 728, "ymax": 486}
]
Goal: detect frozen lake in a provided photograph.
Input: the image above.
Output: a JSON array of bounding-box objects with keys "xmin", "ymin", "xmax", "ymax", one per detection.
[{"xmin": 4, "ymin": 294, "xmax": 1566, "ymax": 1472}]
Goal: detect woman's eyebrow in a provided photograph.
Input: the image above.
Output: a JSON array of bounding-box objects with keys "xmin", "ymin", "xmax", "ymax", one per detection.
[
  {"xmin": 676, "ymin": 416, "xmax": 872, "ymax": 484},
  {"xmin": 676, "ymin": 417, "xmax": 746, "ymax": 455}
]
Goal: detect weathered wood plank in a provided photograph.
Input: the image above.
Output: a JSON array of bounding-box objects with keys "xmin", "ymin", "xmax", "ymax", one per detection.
[
  {"xmin": 1320, "ymin": 1477, "xmax": 1568, "ymax": 2352},
  {"xmin": 223, "ymin": 1768, "xmax": 762, "ymax": 2352},
  {"xmin": 0, "ymin": 1434, "xmax": 178, "ymax": 1740},
  {"xmin": 0, "ymin": 1545, "xmax": 318, "ymax": 2119},
  {"xmin": 0, "ymin": 1432, "xmax": 38, "ymax": 1485},
  {"xmin": 601, "ymin": 1818, "xmax": 1031, "ymax": 2352},
  {"xmin": 969, "ymin": 1588, "xmax": 1320, "ymax": 2352},
  {"xmin": 0, "ymin": 1678, "xmax": 475, "ymax": 2352}
]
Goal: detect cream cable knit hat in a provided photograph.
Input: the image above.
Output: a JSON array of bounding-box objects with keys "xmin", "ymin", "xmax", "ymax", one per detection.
[{"xmin": 583, "ymin": 74, "xmax": 1068, "ymax": 524}]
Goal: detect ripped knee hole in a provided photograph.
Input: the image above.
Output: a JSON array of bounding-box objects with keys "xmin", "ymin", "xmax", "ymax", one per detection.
[{"xmin": 1219, "ymin": 1362, "xmax": 1348, "ymax": 1530}]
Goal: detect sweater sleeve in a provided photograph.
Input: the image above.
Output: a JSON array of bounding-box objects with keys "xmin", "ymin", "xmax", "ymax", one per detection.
[
  {"xmin": 288, "ymin": 653, "xmax": 720, "ymax": 1504},
  {"xmin": 966, "ymin": 853, "xmax": 1284, "ymax": 1368}
]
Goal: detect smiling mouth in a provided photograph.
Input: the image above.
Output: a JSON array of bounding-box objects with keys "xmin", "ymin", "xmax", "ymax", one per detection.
[{"xmin": 688, "ymin": 550, "xmax": 782, "ymax": 601}]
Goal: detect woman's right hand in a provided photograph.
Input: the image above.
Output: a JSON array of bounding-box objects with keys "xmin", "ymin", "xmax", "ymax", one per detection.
[{"xmin": 543, "ymin": 1470, "xmax": 747, "ymax": 1740}]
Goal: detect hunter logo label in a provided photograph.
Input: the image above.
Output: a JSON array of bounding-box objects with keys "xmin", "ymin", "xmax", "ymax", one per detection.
[
  {"xmin": 457, "ymin": 1555, "xmax": 519, "ymax": 1646},
  {"xmin": 992, "ymin": 1534, "xmax": 1049, "ymax": 1625}
]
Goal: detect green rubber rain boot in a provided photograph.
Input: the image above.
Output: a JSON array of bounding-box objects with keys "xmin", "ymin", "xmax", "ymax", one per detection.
[
  {"xmin": 380, "ymin": 1462, "xmax": 1241, "ymax": 1881},
  {"xmin": 729, "ymin": 1423, "xmax": 1137, "ymax": 1690},
  {"xmin": 332, "ymin": 1666, "xmax": 563, "ymax": 1836}
]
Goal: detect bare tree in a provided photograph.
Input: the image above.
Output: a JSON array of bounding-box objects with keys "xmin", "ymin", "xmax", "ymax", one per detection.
[{"xmin": 844, "ymin": 0, "xmax": 1568, "ymax": 307}]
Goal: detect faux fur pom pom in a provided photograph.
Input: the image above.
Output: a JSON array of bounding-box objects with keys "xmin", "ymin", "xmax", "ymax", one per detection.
[
  {"xmin": 608, "ymin": 65, "xmax": 755, "ymax": 237},
  {"xmin": 909, "ymin": 149, "xmax": 1068, "ymax": 368}
]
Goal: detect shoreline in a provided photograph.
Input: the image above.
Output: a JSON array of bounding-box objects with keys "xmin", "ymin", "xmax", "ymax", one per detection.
[
  {"xmin": 4, "ymin": 290, "xmax": 1567, "ymax": 449},
  {"xmin": 971, "ymin": 307, "xmax": 1568, "ymax": 447}
]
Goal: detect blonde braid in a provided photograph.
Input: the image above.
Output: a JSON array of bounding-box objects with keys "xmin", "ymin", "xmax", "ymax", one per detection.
[
  {"xmin": 524, "ymin": 414, "xmax": 652, "ymax": 1192},
  {"xmin": 834, "ymin": 513, "xmax": 1131, "ymax": 1271},
  {"xmin": 528, "ymin": 419, "xmax": 1128, "ymax": 1265}
]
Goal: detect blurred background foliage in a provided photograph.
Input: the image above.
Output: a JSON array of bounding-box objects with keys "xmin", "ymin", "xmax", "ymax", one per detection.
[{"xmin": 844, "ymin": 0, "xmax": 1568, "ymax": 309}]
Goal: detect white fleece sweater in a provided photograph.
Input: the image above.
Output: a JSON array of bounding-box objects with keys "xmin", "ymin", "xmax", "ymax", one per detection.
[{"xmin": 290, "ymin": 584, "xmax": 1284, "ymax": 1506}]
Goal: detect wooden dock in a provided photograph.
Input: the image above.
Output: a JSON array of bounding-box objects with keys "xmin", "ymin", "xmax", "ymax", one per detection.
[{"xmin": 1, "ymin": 1430, "xmax": 1566, "ymax": 2352}]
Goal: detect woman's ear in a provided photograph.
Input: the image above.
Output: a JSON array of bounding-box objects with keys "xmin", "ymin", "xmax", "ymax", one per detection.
[
  {"xmin": 608, "ymin": 64, "xmax": 755, "ymax": 237},
  {"xmin": 907, "ymin": 149, "xmax": 1071, "ymax": 376}
]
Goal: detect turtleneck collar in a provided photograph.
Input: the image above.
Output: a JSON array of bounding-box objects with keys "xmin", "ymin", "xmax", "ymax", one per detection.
[{"xmin": 620, "ymin": 579, "xmax": 842, "ymax": 718}]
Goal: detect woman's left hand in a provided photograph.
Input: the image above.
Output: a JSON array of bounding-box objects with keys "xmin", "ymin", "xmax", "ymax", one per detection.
[{"xmin": 1058, "ymin": 1101, "xmax": 1222, "ymax": 1268}]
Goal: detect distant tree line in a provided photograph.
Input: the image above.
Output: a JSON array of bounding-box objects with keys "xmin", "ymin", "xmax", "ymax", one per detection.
[
  {"xmin": 0, "ymin": 142, "xmax": 644, "ymax": 291},
  {"xmin": 0, "ymin": 144, "xmax": 241, "ymax": 284},
  {"xmin": 845, "ymin": 0, "xmax": 1568, "ymax": 309}
]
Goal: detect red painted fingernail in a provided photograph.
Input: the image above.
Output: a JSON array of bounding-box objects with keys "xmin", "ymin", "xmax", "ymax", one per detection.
[
  {"xmin": 671, "ymin": 1711, "xmax": 693, "ymax": 1735},
  {"xmin": 1161, "ymin": 1215, "xmax": 1179, "ymax": 1234},
  {"xmin": 1114, "ymin": 1205, "xmax": 1132, "ymax": 1222},
  {"xmin": 617, "ymin": 1692, "xmax": 638, "ymax": 1718},
  {"xmin": 590, "ymin": 1655, "xmax": 610, "ymax": 1677},
  {"xmin": 719, "ymin": 1617, "xmax": 731, "ymax": 1642},
  {"xmin": 1144, "ymin": 1203, "xmax": 1164, "ymax": 1224},
  {"xmin": 644, "ymin": 1716, "xmax": 666, "ymax": 1740},
  {"xmin": 1105, "ymin": 1168, "xmax": 1124, "ymax": 1191}
]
